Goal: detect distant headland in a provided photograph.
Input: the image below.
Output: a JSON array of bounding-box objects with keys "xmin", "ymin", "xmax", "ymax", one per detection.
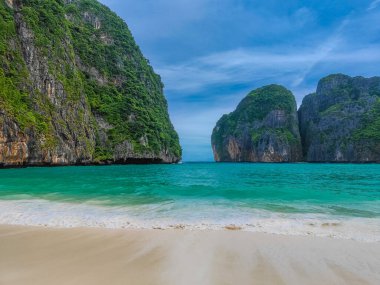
[{"xmin": 212, "ymin": 74, "xmax": 380, "ymax": 163}]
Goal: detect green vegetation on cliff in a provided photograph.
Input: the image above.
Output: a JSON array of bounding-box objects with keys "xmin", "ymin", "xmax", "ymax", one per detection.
[
  {"xmin": 353, "ymin": 98, "xmax": 380, "ymax": 141},
  {"xmin": 0, "ymin": 0, "xmax": 181, "ymax": 165},
  {"xmin": 213, "ymin": 85, "xmax": 298, "ymax": 146},
  {"xmin": 237, "ymin": 84, "xmax": 296, "ymax": 120},
  {"xmin": 0, "ymin": 2, "xmax": 53, "ymax": 141},
  {"xmin": 212, "ymin": 84, "xmax": 302, "ymax": 162},
  {"xmin": 299, "ymin": 74, "xmax": 380, "ymax": 162}
]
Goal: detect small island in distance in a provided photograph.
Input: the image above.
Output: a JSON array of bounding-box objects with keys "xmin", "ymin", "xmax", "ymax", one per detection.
[{"xmin": 212, "ymin": 74, "xmax": 380, "ymax": 163}]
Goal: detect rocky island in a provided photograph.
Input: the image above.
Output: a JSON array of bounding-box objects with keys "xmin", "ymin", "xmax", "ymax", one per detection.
[
  {"xmin": 0, "ymin": 0, "xmax": 181, "ymax": 167},
  {"xmin": 212, "ymin": 75, "xmax": 380, "ymax": 163},
  {"xmin": 211, "ymin": 85, "xmax": 303, "ymax": 162},
  {"xmin": 299, "ymin": 74, "xmax": 380, "ymax": 162}
]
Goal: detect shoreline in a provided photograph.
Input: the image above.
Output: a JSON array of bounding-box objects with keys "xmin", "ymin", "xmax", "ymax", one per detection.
[
  {"xmin": 1, "ymin": 198, "xmax": 379, "ymax": 243},
  {"xmin": 0, "ymin": 199, "xmax": 380, "ymax": 243},
  {"xmin": 0, "ymin": 219, "xmax": 379, "ymax": 243},
  {"xmin": 0, "ymin": 161, "xmax": 380, "ymax": 169},
  {"xmin": 0, "ymin": 159, "xmax": 180, "ymax": 169},
  {"xmin": 1, "ymin": 225, "xmax": 379, "ymax": 285}
]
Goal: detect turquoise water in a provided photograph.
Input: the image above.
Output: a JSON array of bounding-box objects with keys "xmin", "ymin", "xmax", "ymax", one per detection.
[{"xmin": 0, "ymin": 163, "xmax": 379, "ymax": 240}]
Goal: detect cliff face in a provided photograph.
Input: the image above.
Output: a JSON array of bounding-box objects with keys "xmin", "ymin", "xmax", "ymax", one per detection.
[
  {"xmin": 212, "ymin": 85, "xmax": 303, "ymax": 162},
  {"xmin": 298, "ymin": 74, "xmax": 380, "ymax": 162},
  {"xmin": 0, "ymin": 0, "xmax": 181, "ymax": 167}
]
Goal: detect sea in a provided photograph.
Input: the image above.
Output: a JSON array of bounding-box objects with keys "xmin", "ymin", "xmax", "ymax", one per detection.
[{"xmin": 0, "ymin": 163, "xmax": 379, "ymax": 242}]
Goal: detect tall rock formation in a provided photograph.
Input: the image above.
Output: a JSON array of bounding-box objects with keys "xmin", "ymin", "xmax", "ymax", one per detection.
[
  {"xmin": 0, "ymin": 0, "xmax": 181, "ymax": 167},
  {"xmin": 211, "ymin": 85, "xmax": 303, "ymax": 162},
  {"xmin": 298, "ymin": 74, "xmax": 380, "ymax": 162}
]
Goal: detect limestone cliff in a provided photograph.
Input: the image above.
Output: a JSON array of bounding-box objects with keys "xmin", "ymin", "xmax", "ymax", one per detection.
[
  {"xmin": 298, "ymin": 74, "xmax": 380, "ymax": 162},
  {"xmin": 0, "ymin": 0, "xmax": 181, "ymax": 167},
  {"xmin": 211, "ymin": 85, "xmax": 303, "ymax": 162}
]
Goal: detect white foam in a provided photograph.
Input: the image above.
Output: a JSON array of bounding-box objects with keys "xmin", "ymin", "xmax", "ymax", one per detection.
[{"xmin": 0, "ymin": 199, "xmax": 379, "ymax": 242}]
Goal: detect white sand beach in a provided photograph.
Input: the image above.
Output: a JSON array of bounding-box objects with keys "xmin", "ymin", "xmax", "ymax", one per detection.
[{"xmin": 0, "ymin": 225, "xmax": 379, "ymax": 285}]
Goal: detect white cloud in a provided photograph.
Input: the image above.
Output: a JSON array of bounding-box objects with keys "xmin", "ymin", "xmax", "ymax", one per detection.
[
  {"xmin": 292, "ymin": 7, "xmax": 316, "ymax": 28},
  {"xmin": 291, "ymin": 16, "xmax": 351, "ymax": 87},
  {"xmin": 158, "ymin": 44, "xmax": 380, "ymax": 94},
  {"xmin": 367, "ymin": 0, "xmax": 380, "ymax": 10},
  {"xmin": 100, "ymin": 0, "xmax": 211, "ymax": 40}
]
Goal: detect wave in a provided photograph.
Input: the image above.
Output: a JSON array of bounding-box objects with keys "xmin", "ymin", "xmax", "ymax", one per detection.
[{"xmin": 0, "ymin": 199, "xmax": 379, "ymax": 242}]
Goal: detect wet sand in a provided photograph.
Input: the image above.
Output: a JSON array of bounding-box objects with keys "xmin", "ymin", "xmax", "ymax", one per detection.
[{"xmin": 0, "ymin": 225, "xmax": 379, "ymax": 285}]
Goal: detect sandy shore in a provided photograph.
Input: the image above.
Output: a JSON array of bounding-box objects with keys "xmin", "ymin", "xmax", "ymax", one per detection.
[{"xmin": 0, "ymin": 225, "xmax": 379, "ymax": 285}]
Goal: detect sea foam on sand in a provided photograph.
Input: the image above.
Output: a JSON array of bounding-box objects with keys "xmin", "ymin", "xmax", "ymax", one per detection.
[{"xmin": 0, "ymin": 199, "xmax": 379, "ymax": 242}]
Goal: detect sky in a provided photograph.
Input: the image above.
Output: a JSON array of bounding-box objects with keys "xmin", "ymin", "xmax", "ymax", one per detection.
[{"xmin": 99, "ymin": 0, "xmax": 380, "ymax": 161}]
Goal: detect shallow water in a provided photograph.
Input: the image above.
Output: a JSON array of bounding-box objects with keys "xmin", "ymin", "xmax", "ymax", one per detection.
[{"xmin": 0, "ymin": 163, "xmax": 379, "ymax": 241}]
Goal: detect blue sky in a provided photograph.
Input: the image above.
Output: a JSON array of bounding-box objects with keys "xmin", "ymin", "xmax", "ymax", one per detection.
[{"xmin": 99, "ymin": 0, "xmax": 380, "ymax": 161}]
